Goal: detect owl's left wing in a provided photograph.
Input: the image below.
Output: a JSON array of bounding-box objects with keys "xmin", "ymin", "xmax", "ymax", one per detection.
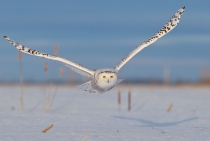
[
  {"xmin": 114, "ymin": 6, "xmax": 185, "ymax": 71},
  {"xmin": 4, "ymin": 36, "xmax": 95, "ymax": 77}
]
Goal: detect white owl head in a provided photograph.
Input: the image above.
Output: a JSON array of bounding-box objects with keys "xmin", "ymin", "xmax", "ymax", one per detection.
[{"xmin": 95, "ymin": 69, "xmax": 118, "ymax": 89}]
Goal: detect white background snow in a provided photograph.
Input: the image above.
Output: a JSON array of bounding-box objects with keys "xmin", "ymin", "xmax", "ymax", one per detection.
[{"xmin": 0, "ymin": 84, "xmax": 210, "ymax": 141}]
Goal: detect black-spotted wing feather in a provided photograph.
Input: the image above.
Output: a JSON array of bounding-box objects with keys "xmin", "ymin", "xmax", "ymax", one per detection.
[
  {"xmin": 114, "ymin": 6, "xmax": 185, "ymax": 71},
  {"xmin": 4, "ymin": 36, "xmax": 95, "ymax": 76}
]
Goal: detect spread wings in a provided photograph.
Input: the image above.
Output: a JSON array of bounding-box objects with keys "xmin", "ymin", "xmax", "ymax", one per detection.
[
  {"xmin": 114, "ymin": 6, "xmax": 185, "ymax": 71},
  {"xmin": 3, "ymin": 36, "xmax": 95, "ymax": 77}
]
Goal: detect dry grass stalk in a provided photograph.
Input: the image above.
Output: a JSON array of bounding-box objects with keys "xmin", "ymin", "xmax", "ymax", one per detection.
[
  {"xmin": 20, "ymin": 96, "xmax": 24, "ymax": 112},
  {"xmin": 54, "ymin": 44, "xmax": 59, "ymax": 56},
  {"xmin": 18, "ymin": 50, "xmax": 24, "ymax": 112},
  {"xmin": 48, "ymin": 67, "xmax": 65, "ymax": 112},
  {"xmin": 167, "ymin": 103, "xmax": 173, "ymax": 113},
  {"xmin": 45, "ymin": 60, "xmax": 54, "ymax": 112},
  {"xmin": 84, "ymin": 133, "xmax": 88, "ymax": 141},
  {"xmin": 118, "ymin": 90, "xmax": 121, "ymax": 112},
  {"xmin": 59, "ymin": 67, "xmax": 64, "ymax": 78},
  {"xmin": 18, "ymin": 50, "xmax": 22, "ymax": 60},
  {"xmin": 42, "ymin": 124, "xmax": 53, "ymax": 133},
  {"xmin": 44, "ymin": 62, "xmax": 48, "ymax": 73},
  {"xmin": 43, "ymin": 61, "xmax": 48, "ymax": 112},
  {"xmin": 46, "ymin": 44, "xmax": 59, "ymax": 113},
  {"xmin": 128, "ymin": 90, "xmax": 131, "ymax": 112}
]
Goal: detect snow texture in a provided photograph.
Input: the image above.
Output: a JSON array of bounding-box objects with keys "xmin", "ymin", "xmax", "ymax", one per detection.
[{"xmin": 0, "ymin": 85, "xmax": 209, "ymax": 141}]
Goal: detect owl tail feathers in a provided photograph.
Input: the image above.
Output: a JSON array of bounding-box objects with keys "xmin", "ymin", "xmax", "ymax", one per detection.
[{"xmin": 75, "ymin": 81, "xmax": 100, "ymax": 94}]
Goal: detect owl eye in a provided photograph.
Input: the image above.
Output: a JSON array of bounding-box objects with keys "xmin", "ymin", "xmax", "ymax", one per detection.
[
  {"xmin": 110, "ymin": 76, "xmax": 114, "ymax": 78},
  {"xmin": 103, "ymin": 76, "xmax": 106, "ymax": 78}
]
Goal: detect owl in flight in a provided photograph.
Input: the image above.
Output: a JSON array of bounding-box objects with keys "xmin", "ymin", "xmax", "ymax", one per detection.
[{"xmin": 4, "ymin": 6, "xmax": 185, "ymax": 94}]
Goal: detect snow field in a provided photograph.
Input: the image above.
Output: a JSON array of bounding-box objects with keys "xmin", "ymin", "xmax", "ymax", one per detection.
[{"xmin": 0, "ymin": 84, "xmax": 209, "ymax": 141}]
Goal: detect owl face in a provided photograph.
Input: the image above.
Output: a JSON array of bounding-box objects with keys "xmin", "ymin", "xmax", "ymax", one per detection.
[{"xmin": 95, "ymin": 70, "xmax": 118, "ymax": 89}]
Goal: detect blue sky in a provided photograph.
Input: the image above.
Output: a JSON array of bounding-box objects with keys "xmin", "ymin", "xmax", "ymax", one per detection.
[{"xmin": 0, "ymin": 0, "xmax": 210, "ymax": 82}]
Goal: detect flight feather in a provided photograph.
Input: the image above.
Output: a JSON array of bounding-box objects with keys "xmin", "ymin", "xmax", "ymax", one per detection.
[
  {"xmin": 114, "ymin": 6, "xmax": 185, "ymax": 71},
  {"xmin": 3, "ymin": 36, "xmax": 95, "ymax": 76}
]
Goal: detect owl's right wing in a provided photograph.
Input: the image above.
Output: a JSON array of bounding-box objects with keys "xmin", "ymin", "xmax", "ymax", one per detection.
[
  {"xmin": 4, "ymin": 36, "xmax": 95, "ymax": 77},
  {"xmin": 114, "ymin": 6, "xmax": 185, "ymax": 71}
]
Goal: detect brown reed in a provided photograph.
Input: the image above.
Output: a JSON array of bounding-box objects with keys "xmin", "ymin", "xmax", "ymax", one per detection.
[
  {"xmin": 167, "ymin": 103, "xmax": 173, "ymax": 113},
  {"xmin": 84, "ymin": 133, "xmax": 88, "ymax": 141},
  {"xmin": 59, "ymin": 67, "xmax": 64, "ymax": 78},
  {"xmin": 48, "ymin": 67, "xmax": 65, "ymax": 112},
  {"xmin": 18, "ymin": 50, "xmax": 24, "ymax": 112},
  {"xmin": 118, "ymin": 90, "xmax": 121, "ymax": 112},
  {"xmin": 18, "ymin": 50, "xmax": 22, "ymax": 60},
  {"xmin": 54, "ymin": 44, "xmax": 59, "ymax": 56},
  {"xmin": 46, "ymin": 44, "xmax": 59, "ymax": 113},
  {"xmin": 128, "ymin": 90, "xmax": 131, "ymax": 112},
  {"xmin": 43, "ymin": 61, "xmax": 48, "ymax": 112},
  {"xmin": 44, "ymin": 62, "xmax": 48, "ymax": 73},
  {"xmin": 42, "ymin": 124, "xmax": 53, "ymax": 133}
]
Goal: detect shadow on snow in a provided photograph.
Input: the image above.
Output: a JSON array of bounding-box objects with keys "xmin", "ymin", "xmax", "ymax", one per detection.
[{"xmin": 113, "ymin": 116, "xmax": 199, "ymax": 127}]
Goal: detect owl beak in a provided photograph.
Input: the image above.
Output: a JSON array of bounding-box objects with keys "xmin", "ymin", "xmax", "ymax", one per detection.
[{"xmin": 107, "ymin": 79, "xmax": 109, "ymax": 83}]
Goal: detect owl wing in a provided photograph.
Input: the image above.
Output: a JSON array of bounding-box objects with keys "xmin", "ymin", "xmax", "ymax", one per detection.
[
  {"xmin": 65, "ymin": 64, "xmax": 93, "ymax": 78},
  {"xmin": 114, "ymin": 6, "xmax": 185, "ymax": 71},
  {"xmin": 3, "ymin": 36, "xmax": 95, "ymax": 76}
]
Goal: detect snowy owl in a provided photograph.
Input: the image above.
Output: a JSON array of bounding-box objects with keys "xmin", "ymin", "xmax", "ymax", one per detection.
[{"xmin": 4, "ymin": 6, "xmax": 185, "ymax": 94}]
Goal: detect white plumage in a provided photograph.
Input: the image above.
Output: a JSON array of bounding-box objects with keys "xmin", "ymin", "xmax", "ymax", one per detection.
[{"xmin": 4, "ymin": 6, "xmax": 185, "ymax": 94}]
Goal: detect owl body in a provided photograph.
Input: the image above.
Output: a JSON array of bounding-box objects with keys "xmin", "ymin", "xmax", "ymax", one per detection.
[
  {"xmin": 75, "ymin": 68, "xmax": 121, "ymax": 93},
  {"xmin": 4, "ymin": 6, "xmax": 185, "ymax": 94}
]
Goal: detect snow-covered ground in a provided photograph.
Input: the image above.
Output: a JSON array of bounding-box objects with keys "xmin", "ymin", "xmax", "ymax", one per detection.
[{"xmin": 0, "ymin": 84, "xmax": 210, "ymax": 141}]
